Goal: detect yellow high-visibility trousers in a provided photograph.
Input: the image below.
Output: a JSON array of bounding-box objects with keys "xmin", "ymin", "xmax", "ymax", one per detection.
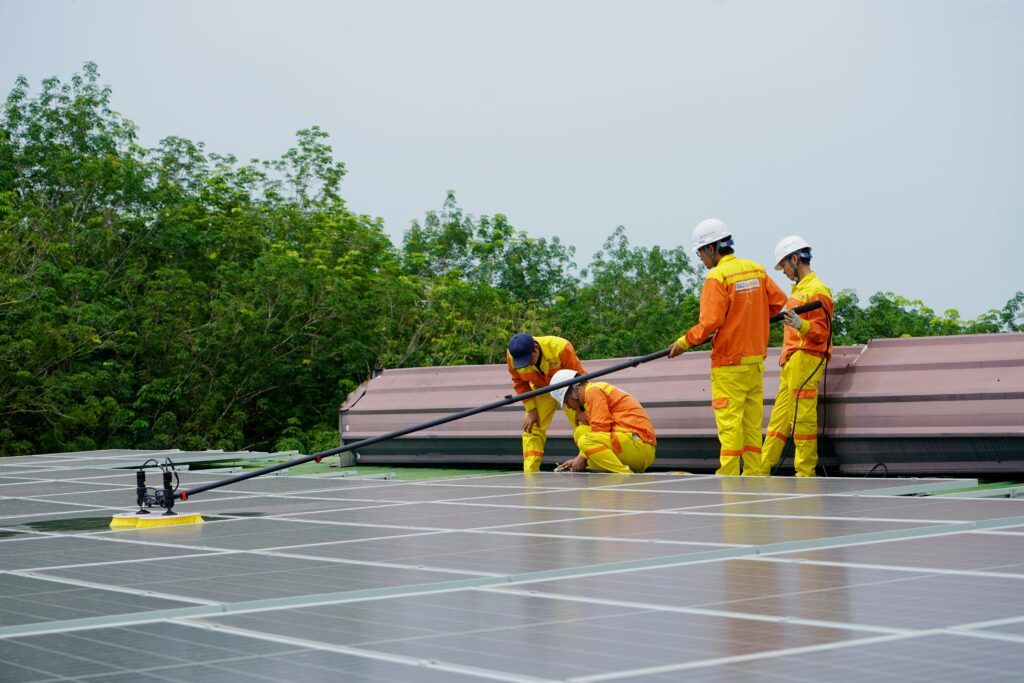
[
  {"xmin": 573, "ymin": 425, "xmax": 655, "ymax": 474},
  {"xmin": 523, "ymin": 391, "xmax": 578, "ymax": 472},
  {"xmin": 759, "ymin": 350, "xmax": 825, "ymax": 477},
  {"xmin": 710, "ymin": 362, "xmax": 765, "ymax": 476}
]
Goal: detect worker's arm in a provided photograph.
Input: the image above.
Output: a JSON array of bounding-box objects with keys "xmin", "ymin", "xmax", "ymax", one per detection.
[
  {"xmin": 507, "ymin": 354, "xmax": 538, "ymax": 412},
  {"xmin": 765, "ymin": 276, "xmax": 788, "ymax": 318},
  {"xmin": 797, "ymin": 294, "xmax": 834, "ymax": 344},
  {"xmin": 681, "ymin": 276, "xmax": 728, "ymax": 349},
  {"xmin": 585, "ymin": 386, "xmax": 614, "ymax": 434}
]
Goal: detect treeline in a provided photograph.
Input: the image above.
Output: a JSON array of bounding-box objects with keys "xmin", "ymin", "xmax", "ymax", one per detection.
[{"xmin": 1, "ymin": 65, "xmax": 1020, "ymax": 456}]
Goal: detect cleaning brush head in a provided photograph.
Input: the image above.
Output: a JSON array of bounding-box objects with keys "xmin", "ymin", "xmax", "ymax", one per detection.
[{"xmin": 109, "ymin": 513, "xmax": 204, "ymax": 530}]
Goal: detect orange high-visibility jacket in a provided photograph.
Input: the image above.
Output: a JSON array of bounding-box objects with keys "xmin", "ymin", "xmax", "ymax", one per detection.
[
  {"xmin": 507, "ymin": 335, "xmax": 586, "ymax": 412},
  {"xmin": 583, "ymin": 381, "xmax": 657, "ymax": 446},
  {"xmin": 678, "ymin": 254, "xmax": 787, "ymax": 367},
  {"xmin": 780, "ymin": 271, "xmax": 834, "ymax": 365}
]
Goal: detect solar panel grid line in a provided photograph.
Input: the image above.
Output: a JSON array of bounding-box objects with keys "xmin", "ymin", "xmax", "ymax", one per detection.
[
  {"xmin": 3, "ymin": 549, "xmax": 241, "ymax": 573},
  {"xmin": 340, "ymin": 605, "xmax": 657, "ymax": 653},
  {"xmin": 2, "ymin": 631, "xmax": 319, "ymax": 683},
  {"xmin": 5, "ymin": 570, "xmax": 222, "ymax": 606},
  {"xmin": 173, "ymin": 618, "xmax": 556, "ymax": 683},
  {"xmin": 483, "ymin": 587, "xmax": 911, "ymax": 635},
  {"xmin": 565, "ymin": 631, "xmax": 924, "ymax": 683},
  {"xmin": 0, "ymin": 506, "xmax": 125, "ymax": 525},
  {"xmin": 0, "ymin": 493, "xmax": 123, "ymax": 505},
  {"xmin": 941, "ymin": 613, "xmax": 1024, "ymax": 632},
  {"xmin": 663, "ymin": 509, "xmax": 972, "ymax": 524},
  {"xmin": 69, "ymin": 530, "xmax": 265, "ymax": 553},
  {"xmin": 414, "ymin": 492, "xmax": 813, "ymax": 516},
  {"xmin": 0, "ymin": 602, "xmax": 218, "ymax": 640},
  {"xmin": 15, "ymin": 487, "xmax": 137, "ymax": 501},
  {"xmin": 944, "ymin": 628, "xmax": 1024, "ymax": 646},
  {"xmin": 274, "ymin": 504, "xmax": 645, "ymax": 532},
  {"xmin": 472, "ymin": 514, "xmax": 1024, "ymax": 590},
  {"xmin": 253, "ymin": 548, "xmax": 505, "ymax": 577},
  {"xmin": 0, "ymin": 472, "xmax": 145, "ymax": 484},
  {"xmin": 750, "ymin": 518, "xmax": 1024, "ymax": 557},
  {"xmin": 462, "ymin": 528, "xmax": 746, "ymax": 548},
  {"xmin": 253, "ymin": 529, "xmax": 453, "ymax": 552},
  {"xmin": 469, "ymin": 510, "xmax": 646, "ymax": 531},
  {"xmin": 14, "ymin": 499, "xmax": 1007, "ymax": 585},
  {"xmin": 0, "ymin": 529, "xmax": 53, "ymax": 543},
  {"xmin": 501, "ymin": 560, "xmax": 999, "ymax": 630},
  {"xmin": 745, "ymin": 556, "xmax": 1024, "ymax": 580}
]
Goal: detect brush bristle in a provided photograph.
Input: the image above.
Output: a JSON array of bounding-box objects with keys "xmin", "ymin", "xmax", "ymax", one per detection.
[{"xmin": 109, "ymin": 514, "xmax": 204, "ymax": 530}]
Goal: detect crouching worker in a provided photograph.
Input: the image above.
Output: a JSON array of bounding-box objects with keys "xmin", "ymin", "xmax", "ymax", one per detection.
[{"xmin": 549, "ymin": 369, "xmax": 656, "ymax": 474}]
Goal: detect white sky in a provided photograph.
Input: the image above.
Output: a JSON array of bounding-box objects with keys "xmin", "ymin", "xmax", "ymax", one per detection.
[{"xmin": 1, "ymin": 0, "xmax": 1021, "ymax": 316}]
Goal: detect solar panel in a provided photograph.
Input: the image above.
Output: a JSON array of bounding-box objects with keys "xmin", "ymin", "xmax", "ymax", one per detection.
[{"xmin": 1, "ymin": 454, "xmax": 1023, "ymax": 682}]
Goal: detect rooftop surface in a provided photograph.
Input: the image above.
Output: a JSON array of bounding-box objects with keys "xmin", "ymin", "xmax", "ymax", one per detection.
[{"xmin": 2, "ymin": 450, "xmax": 1024, "ymax": 681}]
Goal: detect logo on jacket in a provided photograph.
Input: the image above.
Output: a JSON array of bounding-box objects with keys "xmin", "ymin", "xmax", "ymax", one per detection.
[{"xmin": 734, "ymin": 279, "xmax": 759, "ymax": 292}]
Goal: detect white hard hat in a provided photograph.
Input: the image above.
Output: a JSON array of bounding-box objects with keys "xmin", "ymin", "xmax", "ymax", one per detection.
[
  {"xmin": 691, "ymin": 218, "xmax": 732, "ymax": 252},
  {"xmin": 549, "ymin": 369, "xmax": 580, "ymax": 407},
  {"xmin": 773, "ymin": 235, "xmax": 812, "ymax": 270}
]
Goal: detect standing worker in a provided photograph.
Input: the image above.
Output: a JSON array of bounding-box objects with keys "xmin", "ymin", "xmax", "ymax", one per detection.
[
  {"xmin": 507, "ymin": 334, "xmax": 586, "ymax": 472},
  {"xmin": 668, "ymin": 219, "xmax": 787, "ymax": 476},
  {"xmin": 753, "ymin": 236, "xmax": 834, "ymax": 477},
  {"xmin": 549, "ymin": 370, "xmax": 657, "ymax": 474}
]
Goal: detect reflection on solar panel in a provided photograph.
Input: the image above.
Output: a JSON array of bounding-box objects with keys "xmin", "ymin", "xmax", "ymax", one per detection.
[{"xmin": 2, "ymin": 451, "xmax": 1024, "ymax": 682}]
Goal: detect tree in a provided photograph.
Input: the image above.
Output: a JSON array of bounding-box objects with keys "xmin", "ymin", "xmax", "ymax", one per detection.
[{"xmin": 554, "ymin": 227, "xmax": 700, "ymax": 358}]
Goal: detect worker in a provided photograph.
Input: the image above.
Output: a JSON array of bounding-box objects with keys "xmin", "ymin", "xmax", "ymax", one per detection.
[
  {"xmin": 753, "ymin": 235, "xmax": 834, "ymax": 477},
  {"xmin": 507, "ymin": 333, "xmax": 586, "ymax": 472},
  {"xmin": 549, "ymin": 369, "xmax": 656, "ymax": 474},
  {"xmin": 668, "ymin": 219, "xmax": 787, "ymax": 476}
]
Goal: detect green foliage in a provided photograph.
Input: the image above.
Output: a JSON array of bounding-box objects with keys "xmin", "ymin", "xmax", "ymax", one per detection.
[
  {"xmin": 0, "ymin": 64, "xmax": 404, "ymax": 455},
  {"xmin": 553, "ymin": 227, "xmax": 700, "ymax": 357},
  {"xmin": 0, "ymin": 64, "xmax": 1018, "ymax": 457},
  {"xmin": 831, "ymin": 290, "xmax": 1009, "ymax": 345}
]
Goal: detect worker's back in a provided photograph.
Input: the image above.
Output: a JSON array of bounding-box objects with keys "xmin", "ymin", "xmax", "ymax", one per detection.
[{"xmin": 701, "ymin": 254, "xmax": 785, "ymax": 367}]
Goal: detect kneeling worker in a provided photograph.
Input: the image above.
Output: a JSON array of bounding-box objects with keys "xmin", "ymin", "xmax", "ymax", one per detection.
[
  {"xmin": 549, "ymin": 369, "xmax": 656, "ymax": 473},
  {"xmin": 753, "ymin": 235, "xmax": 834, "ymax": 477},
  {"xmin": 507, "ymin": 334, "xmax": 586, "ymax": 472}
]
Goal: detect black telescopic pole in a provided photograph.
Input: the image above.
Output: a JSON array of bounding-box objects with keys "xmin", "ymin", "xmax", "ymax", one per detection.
[
  {"xmin": 179, "ymin": 300, "xmax": 822, "ymax": 501},
  {"xmin": 181, "ymin": 347, "xmax": 669, "ymax": 499},
  {"xmin": 774, "ymin": 300, "xmax": 821, "ymax": 321}
]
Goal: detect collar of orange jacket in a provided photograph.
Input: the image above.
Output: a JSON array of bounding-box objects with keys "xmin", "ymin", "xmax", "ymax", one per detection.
[{"xmin": 793, "ymin": 270, "xmax": 819, "ymax": 291}]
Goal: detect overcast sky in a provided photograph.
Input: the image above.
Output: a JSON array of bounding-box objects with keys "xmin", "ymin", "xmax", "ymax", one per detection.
[{"xmin": 1, "ymin": 0, "xmax": 1020, "ymax": 316}]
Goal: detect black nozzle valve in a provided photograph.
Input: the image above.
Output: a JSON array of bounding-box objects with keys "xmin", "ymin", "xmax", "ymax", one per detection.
[
  {"xmin": 135, "ymin": 470, "xmax": 150, "ymax": 514},
  {"xmin": 161, "ymin": 470, "xmax": 176, "ymax": 516}
]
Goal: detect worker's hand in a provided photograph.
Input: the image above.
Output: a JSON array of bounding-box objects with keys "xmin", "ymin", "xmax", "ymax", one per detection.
[
  {"xmin": 782, "ymin": 309, "xmax": 801, "ymax": 329},
  {"xmin": 575, "ymin": 409, "xmax": 589, "ymax": 426},
  {"xmin": 522, "ymin": 408, "xmax": 540, "ymax": 433},
  {"xmin": 556, "ymin": 455, "xmax": 587, "ymax": 473},
  {"xmin": 667, "ymin": 341, "xmax": 686, "ymax": 359}
]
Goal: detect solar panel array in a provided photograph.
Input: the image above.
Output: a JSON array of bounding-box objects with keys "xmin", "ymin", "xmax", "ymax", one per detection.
[{"xmin": 2, "ymin": 450, "xmax": 1024, "ymax": 682}]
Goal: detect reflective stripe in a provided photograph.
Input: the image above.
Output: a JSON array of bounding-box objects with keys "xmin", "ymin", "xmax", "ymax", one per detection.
[
  {"xmin": 523, "ymin": 451, "xmax": 544, "ymax": 458},
  {"xmin": 720, "ymin": 449, "xmax": 743, "ymax": 457},
  {"xmin": 793, "ymin": 434, "xmax": 818, "ymax": 441},
  {"xmin": 711, "ymin": 397, "xmax": 729, "ymax": 409},
  {"xmin": 724, "ymin": 269, "xmax": 764, "ymax": 283},
  {"xmin": 766, "ymin": 430, "xmax": 788, "ymax": 441},
  {"xmin": 743, "ymin": 445, "xmax": 762, "ymax": 454},
  {"xmin": 793, "ymin": 388, "xmax": 818, "ymax": 399},
  {"xmin": 584, "ymin": 446, "xmax": 610, "ymax": 456}
]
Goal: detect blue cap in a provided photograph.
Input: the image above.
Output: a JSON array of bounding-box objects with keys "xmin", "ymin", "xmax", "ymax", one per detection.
[{"xmin": 507, "ymin": 333, "xmax": 536, "ymax": 369}]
